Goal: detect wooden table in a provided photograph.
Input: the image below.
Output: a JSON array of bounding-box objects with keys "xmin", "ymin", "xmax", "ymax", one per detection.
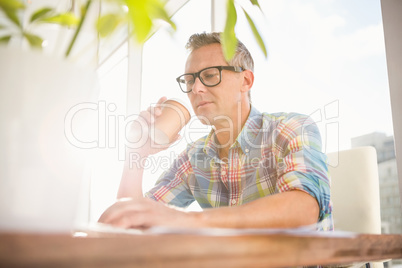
[{"xmin": 1, "ymin": 231, "xmax": 402, "ymax": 267}]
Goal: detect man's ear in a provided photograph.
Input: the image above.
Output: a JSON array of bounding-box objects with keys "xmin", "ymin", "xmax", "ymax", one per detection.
[{"xmin": 241, "ymin": 69, "xmax": 254, "ymax": 93}]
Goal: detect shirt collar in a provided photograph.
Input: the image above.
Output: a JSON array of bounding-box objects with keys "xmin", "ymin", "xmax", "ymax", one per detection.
[
  {"xmin": 236, "ymin": 106, "xmax": 262, "ymax": 154},
  {"xmin": 203, "ymin": 130, "xmax": 218, "ymax": 157},
  {"xmin": 203, "ymin": 106, "xmax": 262, "ymax": 156}
]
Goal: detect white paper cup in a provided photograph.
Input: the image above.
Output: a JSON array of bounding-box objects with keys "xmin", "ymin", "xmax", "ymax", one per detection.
[{"xmin": 151, "ymin": 99, "xmax": 191, "ymax": 145}]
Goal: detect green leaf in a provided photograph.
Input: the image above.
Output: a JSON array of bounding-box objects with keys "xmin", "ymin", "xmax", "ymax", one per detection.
[
  {"xmin": 1, "ymin": 6, "xmax": 22, "ymax": 28},
  {"xmin": 23, "ymin": 32, "xmax": 43, "ymax": 49},
  {"xmin": 65, "ymin": 0, "xmax": 92, "ymax": 58},
  {"xmin": 249, "ymin": 0, "xmax": 262, "ymax": 10},
  {"xmin": 0, "ymin": 0, "xmax": 25, "ymax": 27},
  {"xmin": 243, "ymin": 8, "xmax": 267, "ymax": 58},
  {"xmin": 39, "ymin": 12, "xmax": 79, "ymax": 27},
  {"xmin": 0, "ymin": 35, "xmax": 12, "ymax": 43},
  {"xmin": 126, "ymin": 0, "xmax": 153, "ymax": 43},
  {"xmin": 0, "ymin": 0, "xmax": 25, "ymax": 10},
  {"xmin": 30, "ymin": 7, "xmax": 53, "ymax": 23},
  {"xmin": 97, "ymin": 13, "xmax": 125, "ymax": 38},
  {"xmin": 222, "ymin": 0, "xmax": 237, "ymax": 61},
  {"xmin": 147, "ymin": 0, "xmax": 176, "ymax": 31},
  {"xmin": 124, "ymin": 0, "xmax": 176, "ymax": 44}
]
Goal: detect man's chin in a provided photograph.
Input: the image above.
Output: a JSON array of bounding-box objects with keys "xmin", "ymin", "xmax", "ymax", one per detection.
[
  {"xmin": 198, "ymin": 117, "xmax": 213, "ymax": 126},
  {"xmin": 194, "ymin": 113, "xmax": 214, "ymax": 126}
]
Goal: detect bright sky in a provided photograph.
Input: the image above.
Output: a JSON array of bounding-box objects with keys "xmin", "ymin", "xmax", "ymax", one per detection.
[{"xmin": 247, "ymin": 0, "xmax": 392, "ymax": 152}]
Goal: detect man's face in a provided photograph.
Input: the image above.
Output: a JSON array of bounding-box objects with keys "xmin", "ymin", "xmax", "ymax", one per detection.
[{"xmin": 185, "ymin": 43, "xmax": 244, "ymax": 126}]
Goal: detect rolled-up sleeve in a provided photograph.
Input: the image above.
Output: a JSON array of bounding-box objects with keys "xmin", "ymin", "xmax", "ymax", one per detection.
[
  {"xmin": 145, "ymin": 150, "xmax": 195, "ymax": 208},
  {"xmin": 273, "ymin": 114, "xmax": 332, "ymax": 223}
]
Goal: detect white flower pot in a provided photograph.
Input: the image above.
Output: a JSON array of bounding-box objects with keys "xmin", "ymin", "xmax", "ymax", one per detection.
[{"xmin": 0, "ymin": 47, "xmax": 99, "ymax": 233}]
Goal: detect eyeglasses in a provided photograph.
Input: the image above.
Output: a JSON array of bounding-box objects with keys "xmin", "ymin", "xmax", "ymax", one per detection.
[{"xmin": 176, "ymin": 66, "xmax": 244, "ymax": 93}]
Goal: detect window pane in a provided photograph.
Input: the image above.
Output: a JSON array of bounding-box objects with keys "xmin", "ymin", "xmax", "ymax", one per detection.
[{"xmin": 90, "ymin": 43, "xmax": 129, "ymax": 221}]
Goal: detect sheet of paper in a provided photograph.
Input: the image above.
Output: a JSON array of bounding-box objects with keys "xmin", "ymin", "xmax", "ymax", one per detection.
[
  {"xmin": 146, "ymin": 226, "xmax": 357, "ymax": 238},
  {"xmin": 76, "ymin": 222, "xmax": 357, "ymax": 238}
]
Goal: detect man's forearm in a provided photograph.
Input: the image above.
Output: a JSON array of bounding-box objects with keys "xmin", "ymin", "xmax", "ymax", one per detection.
[
  {"xmin": 99, "ymin": 190, "xmax": 320, "ymax": 229},
  {"xmin": 189, "ymin": 190, "xmax": 320, "ymax": 229},
  {"xmin": 117, "ymin": 152, "xmax": 146, "ymax": 199}
]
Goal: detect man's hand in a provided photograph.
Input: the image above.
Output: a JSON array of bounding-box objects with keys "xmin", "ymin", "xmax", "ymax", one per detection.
[
  {"xmin": 126, "ymin": 96, "xmax": 180, "ymax": 158},
  {"xmin": 117, "ymin": 97, "xmax": 180, "ymax": 199},
  {"xmin": 98, "ymin": 198, "xmax": 199, "ymax": 229}
]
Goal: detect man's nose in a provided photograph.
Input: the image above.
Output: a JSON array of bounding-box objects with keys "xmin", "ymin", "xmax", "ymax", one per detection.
[{"xmin": 191, "ymin": 77, "xmax": 206, "ymax": 94}]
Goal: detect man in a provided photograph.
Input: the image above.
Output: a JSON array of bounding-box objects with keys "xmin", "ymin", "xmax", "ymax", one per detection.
[{"xmin": 99, "ymin": 32, "xmax": 333, "ymax": 231}]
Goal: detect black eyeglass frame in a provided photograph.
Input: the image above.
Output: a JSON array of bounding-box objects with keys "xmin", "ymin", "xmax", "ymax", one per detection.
[{"xmin": 176, "ymin": 65, "xmax": 244, "ymax": 93}]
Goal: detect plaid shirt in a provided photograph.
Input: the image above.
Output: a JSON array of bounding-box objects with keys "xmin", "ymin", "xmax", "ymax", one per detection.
[{"xmin": 146, "ymin": 106, "xmax": 333, "ymax": 231}]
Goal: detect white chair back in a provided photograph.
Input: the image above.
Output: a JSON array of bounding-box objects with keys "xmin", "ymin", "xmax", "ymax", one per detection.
[{"xmin": 327, "ymin": 146, "xmax": 382, "ymax": 234}]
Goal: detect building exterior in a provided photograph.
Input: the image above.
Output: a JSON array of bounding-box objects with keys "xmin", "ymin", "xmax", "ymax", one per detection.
[{"xmin": 351, "ymin": 132, "xmax": 402, "ymax": 235}]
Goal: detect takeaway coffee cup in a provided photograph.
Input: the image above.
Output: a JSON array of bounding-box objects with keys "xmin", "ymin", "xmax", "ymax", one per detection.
[{"xmin": 151, "ymin": 99, "xmax": 191, "ymax": 145}]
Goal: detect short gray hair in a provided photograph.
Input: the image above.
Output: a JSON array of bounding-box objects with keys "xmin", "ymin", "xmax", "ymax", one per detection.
[{"xmin": 185, "ymin": 32, "xmax": 254, "ymax": 72}]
